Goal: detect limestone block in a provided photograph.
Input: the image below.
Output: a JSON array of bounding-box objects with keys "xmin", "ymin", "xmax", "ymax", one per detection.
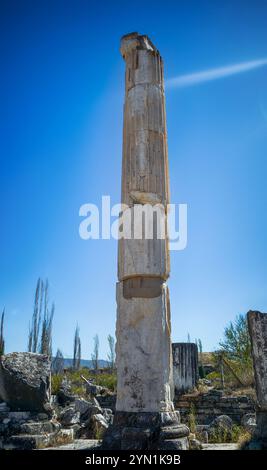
[
  {"xmin": 118, "ymin": 204, "xmax": 169, "ymax": 280},
  {"xmin": 247, "ymin": 311, "xmax": 267, "ymax": 410},
  {"xmin": 0, "ymin": 353, "xmax": 51, "ymax": 412},
  {"xmin": 125, "ymin": 84, "xmax": 165, "ymax": 134},
  {"xmin": 118, "ymin": 238, "xmax": 169, "ymax": 280},
  {"xmin": 122, "ymin": 131, "xmax": 169, "ymax": 206},
  {"xmin": 59, "ymin": 406, "xmax": 80, "ymax": 426},
  {"xmin": 115, "ymin": 282, "xmax": 173, "ymax": 412}
]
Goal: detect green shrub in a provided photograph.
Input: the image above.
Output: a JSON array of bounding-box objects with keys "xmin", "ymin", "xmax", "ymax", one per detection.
[
  {"xmin": 188, "ymin": 403, "xmax": 196, "ymax": 433},
  {"xmin": 209, "ymin": 425, "xmax": 248, "ymax": 443},
  {"xmin": 52, "ymin": 368, "xmax": 117, "ymax": 395},
  {"xmin": 51, "ymin": 374, "xmax": 63, "ymax": 394},
  {"xmin": 94, "ymin": 373, "xmax": 117, "ymax": 392},
  {"xmin": 70, "ymin": 384, "xmax": 86, "ymax": 397}
]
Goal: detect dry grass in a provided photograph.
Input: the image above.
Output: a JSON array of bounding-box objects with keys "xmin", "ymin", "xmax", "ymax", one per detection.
[
  {"xmin": 228, "ymin": 386, "xmax": 256, "ymax": 399},
  {"xmin": 51, "ymin": 367, "xmax": 117, "ymax": 397},
  {"xmin": 200, "ymin": 352, "xmax": 214, "ymax": 364},
  {"xmin": 237, "ymin": 429, "xmax": 252, "ymax": 448},
  {"xmin": 209, "ymin": 425, "xmax": 250, "ymax": 444}
]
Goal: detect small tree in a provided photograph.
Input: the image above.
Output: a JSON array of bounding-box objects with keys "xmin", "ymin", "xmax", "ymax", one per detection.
[
  {"xmin": 28, "ymin": 278, "xmax": 54, "ymax": 357},
  {"xmin": 52, "ymin": 348, "xmax": 64, "ymax": 374},
  {"xmin": 198, "ymin": 338, "xmax": 205, "ymax": 378},
  {"xmin": 39, "ymin": 281, "xmax": 54, "ymax": 358},
  {"xmin": 107, "ymin": 334, "xmax": 115, "ymax": 369},
  {"xmin": 28, "ymin": 278, "xmax": 43, "ymax": 353},
  {"xmin": 39, "ymin": 305, "xmax": 54, "ymax": 357},
  {"xmin": 219, "ymin": 314, "xmax": 251, "ymax": 365},
  {"xmin": 0, "ymin": 309, "xmax": 5, "ymax": 355},
  {"xmin": 215, "ymin": 313, "xmax": 253, "ymax": 387},
  {"xmin": 91, "ymin": 334, "xmax": 99, "ymax": 370},
  {"xmin": 73, "ymin": 325, "xmax": 81, "ymax": 370}
]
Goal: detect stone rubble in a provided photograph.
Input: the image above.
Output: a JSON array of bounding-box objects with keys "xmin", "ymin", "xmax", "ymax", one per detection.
[
  {"xmin": 174, "ymin": 389, "xmax": 255, "ymax": 425},
  {"xmin": 208, "ymin": 415, "xmax": 234, "ymax": 441},
  {"xmin": 0, "ymin": 352, "xmax": 114, "ymax": 449}
]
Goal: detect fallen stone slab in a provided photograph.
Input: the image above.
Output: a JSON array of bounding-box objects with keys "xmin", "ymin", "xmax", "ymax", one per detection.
[
  {"xmin": 74, "ymin": 398, "xmax": 93, "ymax": 416},
  {"xmin": 0, "ymin": 353, "xmax": 51, "ymax": 412},
  {"xmin": 1, "ymin": 426, "xmax": 75, "ymax": 449},
  {"xmin": 202, "ymin": 443, "xmax": 239, "ymax": 450},
  {"xmin": 2, "ymin": 433, "xmax": 53, "ymax": 450},
  {"xmin": 19, "ymin": 420, "xmax": 59, "ymax": 435},
  {"xmin": 43, "ymin": 439, "xmax": 101, "ymax": 450},
  {"xmin": 59, "ymin": 406, "xmax": 80, "ymax": 426}
]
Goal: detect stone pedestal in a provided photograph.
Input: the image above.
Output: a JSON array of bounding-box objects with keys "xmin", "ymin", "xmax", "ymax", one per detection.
[
  {"xmin": 103, "ymin": 411, "xmax": 189, "ymax": 450},
  {"xmin": 103, "ymin": 33, "xmax": 189, "ymax": 450},
  {"xmin": 246, "ymin": 311, "xmax": 267, "ymax": 449}
]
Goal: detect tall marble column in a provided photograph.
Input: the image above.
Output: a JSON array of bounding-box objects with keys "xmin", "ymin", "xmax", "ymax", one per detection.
[{"xmin": 103, "ymin": 32, "xmax": 189, "ymax": 450}]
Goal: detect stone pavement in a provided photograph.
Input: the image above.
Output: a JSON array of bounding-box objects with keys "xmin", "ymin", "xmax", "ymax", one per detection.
[{"xmin": 202, "ymin": 443, "xmax": 239, "ymax": 450}]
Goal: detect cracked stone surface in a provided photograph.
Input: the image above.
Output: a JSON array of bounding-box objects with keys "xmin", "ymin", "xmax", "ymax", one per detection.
[{"xmin": 0, "ymin": 353, "xmax": 51, "ymax": 412}]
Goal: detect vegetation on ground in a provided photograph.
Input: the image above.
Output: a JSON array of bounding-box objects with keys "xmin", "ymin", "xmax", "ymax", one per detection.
[
  {"xmin": 188, "ymin": 403, "xmax": 196, "ymax": 433},
  {"xmin": 51, "ymin": 367, "xmax": 117, "ymax": 396},
  {"xmin": 209, "ymin": 425, "xmax": 251, "ymax": 444},
  {"xmin": 207, "ymin": 314, "xmax": 254, "ymax": 390}
]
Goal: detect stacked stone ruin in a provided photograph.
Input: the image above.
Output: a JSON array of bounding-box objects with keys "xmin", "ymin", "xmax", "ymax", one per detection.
[
  {"xmin": 0, "ymin": 352, "xmax": 66, "ymax": 449},
  {"xmin": 0, "ymin": 352, "xmax": 111, "ymax": 449},
  {"xmin": 174, "ymin": 389, "xmax": 255, "ymax": 426}
]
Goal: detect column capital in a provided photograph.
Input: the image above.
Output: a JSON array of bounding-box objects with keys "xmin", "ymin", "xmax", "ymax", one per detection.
[{"xmin": 120, "ymin": 32, "xmax": 158, "ymax": 59}]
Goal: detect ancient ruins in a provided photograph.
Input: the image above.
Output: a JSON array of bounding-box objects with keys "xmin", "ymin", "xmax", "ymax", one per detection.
[
  {"xmin": 0, "ymin": 33, "xmax": 266, "ymax": 454},
  {"xmin": 0, "ymin": 352, "xmax": 111, "ymax": 449}
]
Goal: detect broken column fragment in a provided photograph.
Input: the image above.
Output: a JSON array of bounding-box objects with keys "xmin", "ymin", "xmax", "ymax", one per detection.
[
  {"xmin": 103, "ymin": 33, "xmax": 189, "ymax": 450},
  {"xmin": 172, "ymin": 343, "xmax": 199, "ymax": 395},
  {"xmin": 246, "ymin": 310, "xmax": 267, "ymax": 449}
]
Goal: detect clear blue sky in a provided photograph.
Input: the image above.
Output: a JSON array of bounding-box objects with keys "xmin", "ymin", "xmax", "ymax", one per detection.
[{"xmin": 1, "ymin": 0, "xmax": 267, "ymax": 359}]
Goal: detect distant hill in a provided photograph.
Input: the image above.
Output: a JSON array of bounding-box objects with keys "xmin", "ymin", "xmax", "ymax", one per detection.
[{"xmin": 62, "ymin": 358, "xmax": 110, "ymax": 369}]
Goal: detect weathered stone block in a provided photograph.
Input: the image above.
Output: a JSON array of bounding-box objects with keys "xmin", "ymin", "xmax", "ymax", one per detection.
[
  {"xmin": 115, "ymin": 282, "xmax": 173, "ymax": 413},
  {"xmin": 0, "ymin": 353, "xmax": 51, "ymax": 412},
  {"xmin": 172, "ymin": 343, "xmax": 199, "ymax": 395},
  {"xmin": 118, "ymin": 208, "xmax": 169, "ymax": 280},
  {"xmin": 247, "ymin": 311, "xmax": 267, "ymax": 410},
  {"xmin": 59, "ymin": 406, "xmax": 80, "ymax": 426}
]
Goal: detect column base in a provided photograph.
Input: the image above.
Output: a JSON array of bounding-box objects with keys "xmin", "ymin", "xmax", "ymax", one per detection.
[
  {"xmin": 242, "ymin": 410, "xmax": 267, "ymax": 450},
  {"xmin": 102, "ymin": 411, "xmax": 189, "ymax": 450}
]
